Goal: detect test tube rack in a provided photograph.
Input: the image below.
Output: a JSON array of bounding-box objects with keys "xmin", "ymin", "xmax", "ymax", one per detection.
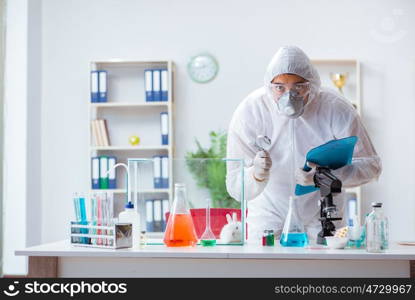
[{"xmin": 70, "ymin": 221, "xmax": 133, "ymax": 249}]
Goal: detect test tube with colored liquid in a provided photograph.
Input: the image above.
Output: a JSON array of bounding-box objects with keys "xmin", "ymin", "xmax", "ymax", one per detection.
[
  {"xmin": 72, "ymin": 193, "xmax": 81, "ymax": 243},
  {"xmin": 79, "ymin": 194, "xmax": 88, "ymax": 244},
  {"xmin": 90, "ymin": 195, "xmax": 97, "ymax": 245},
  {"xmin": 97, "ymin": 195, "xmax": 102, "ymax": 245}
]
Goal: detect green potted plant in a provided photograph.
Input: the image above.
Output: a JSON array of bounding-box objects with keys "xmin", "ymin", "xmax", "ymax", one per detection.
[{"xmin": 185, "ymin": 131, "xmax": 242, "ymax": 238}]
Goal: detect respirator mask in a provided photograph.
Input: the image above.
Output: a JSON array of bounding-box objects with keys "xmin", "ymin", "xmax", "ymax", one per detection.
[{"xmin": 268, "ymin": 82, "xmax": 310, "ymax": 119}]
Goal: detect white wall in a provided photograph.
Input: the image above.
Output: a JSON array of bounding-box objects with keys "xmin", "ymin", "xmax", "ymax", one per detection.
[
  {"xmin": 3, "ymin": 0, "xmax": 42, "ymax": 275},
  {"xmin": 26, "ymin": 0, "xmax": 42, "ymax": 248},
  {"xmin": 3, "ymin": 0, "xmax": 28, "ymax": 275},
  {"xmin": 0, "ymin": 0, "xmax": 5, "ymax": 276},
  {"xmin": 34, "ymin": 0, "xmax": 415, "ymax": 244}
]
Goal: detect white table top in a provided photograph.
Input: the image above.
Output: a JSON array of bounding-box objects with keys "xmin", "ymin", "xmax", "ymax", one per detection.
[{"xmin": 15, "ymin": 240, "xmax": 415, "ymax": 260}]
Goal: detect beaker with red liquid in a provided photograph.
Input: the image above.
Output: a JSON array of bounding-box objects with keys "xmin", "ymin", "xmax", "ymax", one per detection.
[{"xmin": 163, "ymin": 183, "xmax": 198, "ymax": 247}]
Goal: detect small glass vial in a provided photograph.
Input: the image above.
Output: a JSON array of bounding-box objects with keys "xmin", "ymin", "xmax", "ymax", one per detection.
[
  {"xmin": 262, "ymin": 230, "xmax": 267, "ymax": 246},
  {"xmin": 262, "ymin": 230, "xmax": 275, "ymax": 246},
  {"xmin": 366, "ymin": 202, "xmax": 389, "ymax": 253}
]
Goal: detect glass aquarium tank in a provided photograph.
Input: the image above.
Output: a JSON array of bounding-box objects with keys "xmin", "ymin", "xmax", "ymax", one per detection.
[{"xmin": 126, "ymin": 158, "xmax": 246, "ymax": 246}]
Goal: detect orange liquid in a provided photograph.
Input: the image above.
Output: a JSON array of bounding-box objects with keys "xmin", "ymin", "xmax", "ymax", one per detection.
[{"xmin": 163, "ymin": 213, "xmax": 198, "ymax": 247}]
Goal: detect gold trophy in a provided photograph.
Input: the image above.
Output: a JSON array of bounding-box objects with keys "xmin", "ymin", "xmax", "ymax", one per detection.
[{"xmin": 330, "ymin": 73, "xmax": 348, "ymax": 94}]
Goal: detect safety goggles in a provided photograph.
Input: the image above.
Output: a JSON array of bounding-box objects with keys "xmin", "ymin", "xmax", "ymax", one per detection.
[{"xmin": 268, "ymin": 82, "xmax": 310, "ymax": 97}]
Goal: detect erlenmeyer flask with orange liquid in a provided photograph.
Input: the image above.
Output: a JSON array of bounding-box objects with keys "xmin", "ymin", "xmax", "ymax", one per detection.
[{"xmin": 163, "ymin": 183, "xmax": 198, "ymax": 247}]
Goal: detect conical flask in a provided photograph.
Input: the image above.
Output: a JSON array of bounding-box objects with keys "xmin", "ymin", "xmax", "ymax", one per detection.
[
  {"xmin": 280, "ymin": 196, "xmax": 308, "ymax": 247},
  {"xmin": 163, "ymin": 183, "xmax": 198, "ymax": 247}
]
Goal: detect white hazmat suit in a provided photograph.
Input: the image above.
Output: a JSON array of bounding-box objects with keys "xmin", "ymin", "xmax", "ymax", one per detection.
[{"xmin": 226, "ymin": 46, "xmax": 382, "ymax": 242}]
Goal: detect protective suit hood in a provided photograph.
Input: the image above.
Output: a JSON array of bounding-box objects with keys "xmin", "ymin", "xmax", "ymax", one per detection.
[{"xmin": 264, "ymin": 46, "xmax": 321, "ymax": 106}]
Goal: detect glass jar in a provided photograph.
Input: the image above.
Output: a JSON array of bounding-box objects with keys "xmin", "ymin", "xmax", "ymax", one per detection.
[{"xmin": 365, "ymin": 202, "xmax": 389, "ymax": 253}]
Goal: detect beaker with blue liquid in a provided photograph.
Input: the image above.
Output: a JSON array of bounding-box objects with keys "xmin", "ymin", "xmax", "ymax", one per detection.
[{"xmin": 280, "ymin": 196, "xmax": 308, "ymax": 247}]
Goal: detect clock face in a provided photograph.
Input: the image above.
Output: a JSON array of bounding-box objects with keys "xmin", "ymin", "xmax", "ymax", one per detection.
[{"xmin": 187, "ymin": 54, "xmax": 219, "ymax": 83}]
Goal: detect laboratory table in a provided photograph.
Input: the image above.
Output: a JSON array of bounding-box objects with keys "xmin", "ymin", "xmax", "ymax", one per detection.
[{"xmin": 16, "ymin": 240, "xmax": 415, "ymax": 278}]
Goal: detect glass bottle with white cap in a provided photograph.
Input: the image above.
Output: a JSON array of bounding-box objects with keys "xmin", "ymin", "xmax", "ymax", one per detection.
[{"xmin": 366, "ymin": 202, "xmax": 389, "ymax": 253}]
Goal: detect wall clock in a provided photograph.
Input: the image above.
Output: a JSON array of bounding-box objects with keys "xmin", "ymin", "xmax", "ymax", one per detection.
[{"xmin": 187, "ymin": 54, "xmax": 219, "ymax": 83}]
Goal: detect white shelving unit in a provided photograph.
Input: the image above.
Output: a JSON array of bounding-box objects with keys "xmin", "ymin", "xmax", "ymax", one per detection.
[
  {"xmin": 90, "ymin": 146, "xmax": 170, "ymax": 151},
  {"xmin": 90, "ymin": 188, "xmax": 171, "ymax": 195},
  {"xmin": 311, "ymin": 59, "xmax": 362, "ymax": 220},
  {"xmin": 90, "ymin": 102, "xmax": 170, "ymax": 108},
  {"xmin": 89, "ymin": 60, "xmax": 175, "ymax": 211},
  {"xmin": 311, "ymin": 59, "xmax": 361, "ymax": 114}
]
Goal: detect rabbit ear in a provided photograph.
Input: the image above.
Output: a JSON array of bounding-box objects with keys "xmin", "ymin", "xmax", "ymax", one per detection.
[
  {"xmin": 226, "ymin": 213, "xmax": 232, "ymax": 224},
  {"xmin": 232, "ymin": 212, "xmax": 237, "ymax": 222}
]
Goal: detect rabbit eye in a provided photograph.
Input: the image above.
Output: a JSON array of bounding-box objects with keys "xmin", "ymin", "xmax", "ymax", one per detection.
[{"xmin": 236, "ymin": 226, "xmax": 239, "ymax": 230}]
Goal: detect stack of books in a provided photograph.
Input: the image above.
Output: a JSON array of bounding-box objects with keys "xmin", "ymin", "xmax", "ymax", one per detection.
[{"xmin": 91, "ymin": 119, "xmax": 111, "ymax": 146}]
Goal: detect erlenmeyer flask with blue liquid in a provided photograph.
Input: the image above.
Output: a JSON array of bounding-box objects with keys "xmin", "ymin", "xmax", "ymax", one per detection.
[{"xmin": 280, "ymin": 196, "xmax": 308, "ymax": 247}]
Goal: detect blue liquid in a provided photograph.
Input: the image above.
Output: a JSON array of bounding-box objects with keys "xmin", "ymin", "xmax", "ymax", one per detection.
[{"xmin": 280, "ymin": 232, "xmax": 308, "ymax": 247}]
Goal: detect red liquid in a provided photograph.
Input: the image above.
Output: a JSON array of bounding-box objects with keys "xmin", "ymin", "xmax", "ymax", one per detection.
[{"xmin": 163, "ymin": 214, "xmax": 198, "ymax": 247}]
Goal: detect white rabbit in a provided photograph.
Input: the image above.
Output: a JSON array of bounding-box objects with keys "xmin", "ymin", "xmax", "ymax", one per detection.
[{"xmin": 219, "ymin": 212, "xmax": 242, "ymax": 244}]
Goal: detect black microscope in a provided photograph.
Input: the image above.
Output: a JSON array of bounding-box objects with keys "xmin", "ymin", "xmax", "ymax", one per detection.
[{"xmin": 312, "ymin": 166, "xmax": 343, "ymax": 245}]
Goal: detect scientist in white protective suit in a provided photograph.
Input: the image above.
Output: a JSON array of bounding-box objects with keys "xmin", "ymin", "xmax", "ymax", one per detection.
[{"xmin": 226, "ymin": 46, "xmax": 382, "ymax": 242}]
